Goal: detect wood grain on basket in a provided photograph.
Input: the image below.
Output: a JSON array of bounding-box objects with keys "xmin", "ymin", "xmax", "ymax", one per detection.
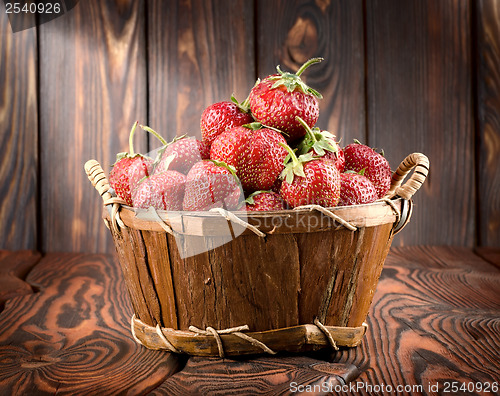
[{"xmin": 84, "ymin": 153, "xmax": 429, "ymax": 356}]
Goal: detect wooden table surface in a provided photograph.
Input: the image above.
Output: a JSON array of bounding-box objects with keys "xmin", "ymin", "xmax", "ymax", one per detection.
[{"xmin": 0, "ymin": 246, "xmax": 498, "ymax": 395}]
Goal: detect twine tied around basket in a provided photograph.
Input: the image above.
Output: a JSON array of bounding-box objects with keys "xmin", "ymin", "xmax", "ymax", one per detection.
[
  {"xmin": 130, "ymin": 314, "xmax": 359, "ymax": 357},
  {"xmin": 294, "ymin": 205, "xmax": 358, "ymax": 231},
  {"xmin": 188, "ymin": 325, "xmax": 276, "ymax": 358}
]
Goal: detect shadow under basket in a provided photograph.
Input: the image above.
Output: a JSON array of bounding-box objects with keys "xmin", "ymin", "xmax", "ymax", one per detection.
[{"xmin": 84, "ymin": 153, "xmax": 429, "ymax": 357}]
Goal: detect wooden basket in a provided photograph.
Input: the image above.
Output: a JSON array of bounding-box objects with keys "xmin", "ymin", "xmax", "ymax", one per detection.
[{"xmin": 84, "ymin": 153, "xmax": 429, "ymax": 357}]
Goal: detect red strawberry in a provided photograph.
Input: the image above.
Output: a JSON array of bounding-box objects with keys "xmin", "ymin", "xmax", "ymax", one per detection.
[
  {"xmin": 109, "ymin": 122, "xmax": 167, "ymax": 206},
  {"xmin": 344, "ymin": 141, "xmax": 392, "ymax": 198},
  {"xmin": 279, "ymin": 144, "xmax": 341, "ymax": 208},
  {"xmin": 183, "ymin": 160, "xmax": 243, "ymax": 211},
  {"xmin": 241, "ymin": 191, "xmax": 287, "ymax": 211},
  {"xmin": 224, "ymin": 188, "xmax": 244, "ymax": 211},
  {"xmin": 210, "ymin": 125, "xmax": 252, "ymax": 168},
  {"xmin": 338, "ymin": 172, "xmax": 378, "ymax": 206},
  {"xmin": 295, "ymin": 116, "xmax": 345, "ymax": 172},
  {"xmin": 154, "ymin": 136, "xmax": 210, "ymax": 175},
  {"xmin": 236, "ymin": 126, "xmax": 288, "ymax": 192},
  {"xmin": 248, "ymin": 58, "xmax": 323, "ymax": 142},
  {"xmin": 200, "ymin": 96, "xmax": 253, "ymax": 146},
  {"xmin": 132, "ymin": 171, "xmax": 186, "ymax": 210},
  {"xmin": 109, "ymin": 155, "xmax": 152, "ymax": 206}
]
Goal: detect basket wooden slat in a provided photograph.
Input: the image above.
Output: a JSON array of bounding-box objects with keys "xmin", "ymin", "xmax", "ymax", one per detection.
[
  {"xmin": 85, "ymin": 152, "xmax": 429, "ymax": 356},
  {"xmin": 132, "ymin": 317, "xmax": 367, "ymax": 357}
]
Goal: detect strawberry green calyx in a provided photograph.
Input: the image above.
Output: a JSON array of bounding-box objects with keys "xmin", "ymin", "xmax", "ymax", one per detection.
[
  {"xmin": 345, "ymin": 168, "xmax": 366, "ymax": 176},
  {"xmin": 210, "ymin": 159, "xmax": 239, "ymax": 180},
  {"xmin": 245, "ymin": 190, "xmax": 270, "ymax": 205},
  {"xmin": 231, "ymin": 93, "xmax": 251, "ymax": 113},
  {"xmin": 352, "ymin": 138, "xmax": 385, "ymax": 157},
  {"xmin": 242, "ymin": 121, "xmax": 287, "ymax": 136},
  {"xmin": 242, "ymin": 122, "xmax": 264, "ymax": 131},
  {"xmin": 295, "ymin": 116, "xmax": 338, "ymax": 156},
  {"xmin": 270, "ymin": 57, "xmax": 324, "ymax": 99},
  {"xmin": 279, "ymin": 142, "xmax": 315, "ymax": 184}
]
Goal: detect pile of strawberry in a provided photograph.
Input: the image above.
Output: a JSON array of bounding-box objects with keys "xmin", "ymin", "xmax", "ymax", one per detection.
[{"xmin": 108, "ymin": 58, "xmax": 392, "ymax": 212}]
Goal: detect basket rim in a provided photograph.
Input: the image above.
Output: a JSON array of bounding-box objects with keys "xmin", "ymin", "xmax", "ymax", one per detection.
[{"xmin": 108, "ymin": 198, "xmax": 404, "ymax": 236}]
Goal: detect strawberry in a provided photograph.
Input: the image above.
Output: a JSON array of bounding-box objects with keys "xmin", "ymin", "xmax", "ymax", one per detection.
[
  {"xmin": 109, "ymin": 122, "xmax": 167, "ymax": 206},
  {"xmin": 154, "ymin": 135, "xmax": 210, "ymax": 175},
  {"xmin": 240, "ymin": 191, "xmax": 287, "ymax": 211},
  {"xmin": 248, "ymin": 58, "xmax": 323, "ymax": 142},
  {"xmin": 132, "ymin": 171, "xmax": 186, "ymax": 210},
  {"xmin": 279, "ymin": 144, "xmax": 341, "ymax": 208},
  {"xmin": 183, "ymin": 160, "xmax": 243, "ymax": 211},
  {"xmin": 210, "ymin": 125, "xmax": 252, "ymax": 168},
  {"xmin": 236, "ymin": 125, "xmax": 288, "ymax": 193},
  {"xmin": 200, "ymin": 96, "xmax": 253, "ymax": 146},
  {"xmin": 295, "ymin": 116, "xmax": 345, "ymax": 172},
  {"xmin": 344, "ymin": 141, "xmax": 392, "ymax": 198},
  {"xmin": 338, "ymin": 172, "xmax": 378, "ymax": 206}
]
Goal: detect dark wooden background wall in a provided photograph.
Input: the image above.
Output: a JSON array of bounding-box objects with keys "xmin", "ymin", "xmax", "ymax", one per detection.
[{"xmin": 1, "ymin": 0, "xmax": 499, "ymax": 254}]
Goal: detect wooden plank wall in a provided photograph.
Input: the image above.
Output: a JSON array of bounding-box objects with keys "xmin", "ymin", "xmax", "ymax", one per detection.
[{"xmin": 0, "ymin": 0, "xmax": 499, "ymax": 253}]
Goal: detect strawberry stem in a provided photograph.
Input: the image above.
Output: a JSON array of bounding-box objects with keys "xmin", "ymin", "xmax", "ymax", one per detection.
[
  {"xmin": 128, "ymin": 121, "xmax": 139, "ymax": 156},
  {"xmin": 279, "ymin": 142, "xmax": 300, "ymax": 167},
  {"xmin": 295, "ymin": 57, "xmax": 324, "ymax": 77},
  {"xmin": 296, "ymin": 116, "xmax": 317, "ymax": 143},
  {"xmin": 140, "ymin": 125, "xmax": 169, "ymax": 147}
]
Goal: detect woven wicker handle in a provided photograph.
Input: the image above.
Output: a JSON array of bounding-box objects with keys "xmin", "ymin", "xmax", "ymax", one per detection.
[
  {"xmin": 84, "ymin": 160, "xmax": 114, "ymax": 203},
  {"xmin": 386, "ymin": 153, "xmax": 429, "ymax": 200}
]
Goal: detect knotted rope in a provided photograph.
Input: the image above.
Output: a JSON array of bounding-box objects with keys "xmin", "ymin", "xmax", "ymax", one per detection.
[
  {"xmin": 145, "ymin": 207, "xmax": 176, "ymax": 235},
  {"xmin": 188, "ymin": 324, "xmax": 276, "ymax": 358},
  {"xmin": 294, "ymin": 204, "xmax": 357, "ymax": 231},
  {"xmin": 313, "ymin": 318, "xmax": 339, "ymax": 351},
  {"xmin": 376, "ymin": 197, "xmax": 401, "ymax": 225},
  {"xmin": 209, "ymin": 207, "xmax": 266, "ymax": 238}
]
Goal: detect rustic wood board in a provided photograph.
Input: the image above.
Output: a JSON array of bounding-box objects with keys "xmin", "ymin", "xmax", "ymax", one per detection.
[
  {"xmin": 1, "ymin": 247, "xmax": 497, "ymax": 393},
  {"xmin": 365, "ymin": 0, "xmax": 474, "ymax": 246},
  {"xmin": 0, "ymin": 251, "xmax": 362, "ymax": 394},
  {"xmin": 150, "ymin": 355, "xmax": 359, "ymax": 395},
  {"xmin": 0, "ymin": 251, "xmax": 41, "ymax": 311},
  {"xmin": 38, "ymin": 0, "xmax": 148, "ymax": 253},
  {"xmin": 476, "ymin": 0, "xmax": 500, "ymax": 248},
  {"xmin": 0, "ymin": 3, "xmax": 38, "ymax": 251},
  {"xmin": 475, "ymin": 246, "xmax": 500, "ymax": 270},
  {"xmin": 335, "ymin": 246, "xmax": 500, "ymax": 395},
  {"xmin": 0, "ymin": 252, "xmax": 182, "ymax": 394},
  {"xmin": 255, "ymin": 0, "xmax": 366, "ymax": 144},
  {"xmin": 147, "ymin": 0, "xmax": 256, "ymax": 141}
]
